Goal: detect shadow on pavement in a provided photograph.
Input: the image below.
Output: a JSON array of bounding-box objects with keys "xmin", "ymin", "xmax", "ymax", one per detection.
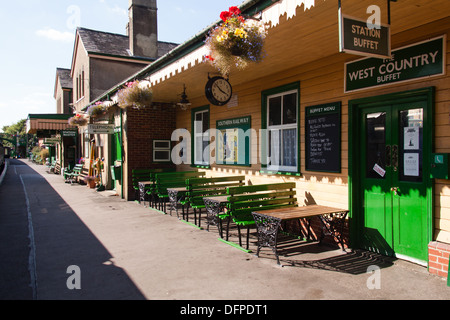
[{"xmin": 0, "ymin": 159, "xmax": 146, "ymax": 300}]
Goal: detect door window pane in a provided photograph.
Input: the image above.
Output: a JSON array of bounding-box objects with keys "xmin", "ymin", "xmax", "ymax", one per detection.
[
  {"xmin": 399, "ymin": 108, "xmax": 423, "ymax": 182},
  {"xmin": 366, "ymin": 112, "xmax": 386, "ymax": 179}
]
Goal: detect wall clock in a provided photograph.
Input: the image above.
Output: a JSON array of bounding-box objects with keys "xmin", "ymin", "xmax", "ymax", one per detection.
[{"xmin": 205, "ymin": 76, "xmax": 233, "ymax": 106}]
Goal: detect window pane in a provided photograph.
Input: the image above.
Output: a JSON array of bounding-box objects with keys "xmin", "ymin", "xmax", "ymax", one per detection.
[
  {"xmin": 282, "ymin": 128, "xmax": 297, "ymax": 167},
  {"xmin": 269, "ymin": 129, "xmax": 281, "ymax": 167},
  {"xmin": 269, "ymin": 96, "xmax": 282, "ymax": 126},
  {"xmin": 283, "ymin": 93, "xmax": 297, "ymax": 125}
]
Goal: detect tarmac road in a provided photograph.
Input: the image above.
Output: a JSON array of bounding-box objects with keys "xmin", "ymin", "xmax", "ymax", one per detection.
[{"xmin": 0, "ymin": 159, "xmax": 449, "ymax": 304}]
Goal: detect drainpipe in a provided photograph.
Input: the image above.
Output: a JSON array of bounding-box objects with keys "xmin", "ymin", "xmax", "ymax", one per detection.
[{"xmin": 120, "ymin": 109, "xmax": 124, "ymax": 199}]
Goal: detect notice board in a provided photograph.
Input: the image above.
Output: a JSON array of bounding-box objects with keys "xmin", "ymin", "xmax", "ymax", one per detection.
[
  {"xmin": 216, "ymin": 116, "xmax": 251, "ymax": 166},
  {"xmin": 305, "ymin": 102, "xmax": 341, "ymax": 173}
]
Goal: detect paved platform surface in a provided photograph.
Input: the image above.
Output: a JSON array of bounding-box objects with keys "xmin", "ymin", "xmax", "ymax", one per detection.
[{"xmin": 0, "ymin": 159, "xmax": 449, "ymax": 303}]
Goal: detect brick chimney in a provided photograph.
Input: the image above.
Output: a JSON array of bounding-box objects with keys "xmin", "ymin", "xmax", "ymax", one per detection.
[{"xmin": 128, "ymin": 0, "xmax": 158, "ymax": 59}]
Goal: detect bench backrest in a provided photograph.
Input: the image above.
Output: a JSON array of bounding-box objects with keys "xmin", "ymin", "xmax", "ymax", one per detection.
[
  {"xmin": 155, "ymin": 171, "xmax": 206, "ymax": 195},
  {"xmin": 186, "ymin": 176, "xmax": 246, "ymax": 207},
  {"xmin": 72, "ymin": 164, "xmax": 84, "ymax": 173},
  {"xmin": 131, "ymin": 168, "xmax": 175, "ymax": 188},
  {"xmin": 226, "ymin": 182, "xmax": 298, "ymax": 221}
]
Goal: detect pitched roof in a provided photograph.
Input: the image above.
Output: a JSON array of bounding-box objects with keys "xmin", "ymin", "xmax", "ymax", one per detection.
[
  {"xmin": 56, "ymin": 68, "xmax": 73, "ymax": 89},
  {"xmin": 77, "ymin": 27, "xmax": 178, "ymax": 59}
]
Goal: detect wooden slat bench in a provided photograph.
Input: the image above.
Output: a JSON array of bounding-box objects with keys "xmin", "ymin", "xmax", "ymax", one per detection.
[
  {"xmin": 154, "ymin": 171, "xmax": 206, "ymax": 213},
  {"xmin": 132, "ymin": 169, "xmax": 165, "ymax": 204},
  {"xmin": 225, "ymin": 182, "xmax": 298, "ymax": 251},
  {"xmin": 65, "ymin": 164, "xmax": 84, "ymax": 184},
  {"xmin": 186, "ymin": 176, "xmax": 245, "ymax": 228}
]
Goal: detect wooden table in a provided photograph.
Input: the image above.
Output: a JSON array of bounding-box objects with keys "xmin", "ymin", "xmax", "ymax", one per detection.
[
  {"xmin": 252, "ymin": 205, "xmax": 349, "ymax": 265},
  {"xmin": 167, "ymin": 187, "xmax": 188, "ymax": 218}
]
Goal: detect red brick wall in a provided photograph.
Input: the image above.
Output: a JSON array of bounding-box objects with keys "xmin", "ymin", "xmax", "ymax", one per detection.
[
  {"xmin": 428, "ymin": 241, "xmax": 450, "ymax": 278},
  {"xmin": 126, "ymin": 104, "xmax": 176, "ymax": 200}
]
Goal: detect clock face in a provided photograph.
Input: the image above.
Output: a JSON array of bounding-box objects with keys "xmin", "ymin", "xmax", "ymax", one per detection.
[{"xmin": 205, "ymin": 76, "xmax": 232, "ymax": 106}]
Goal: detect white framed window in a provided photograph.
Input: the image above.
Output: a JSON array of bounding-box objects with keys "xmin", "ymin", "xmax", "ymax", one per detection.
[
  {"xmin": 192, "ymin": 107, "xmax": 210, "ymax": 166},
  {"xmin": 266, "ymin": 89, "xmax": 298, "ymax": 172},
  {"xmin": 153, "ymin": 140, "xmax": 171, "ymax": 162}
]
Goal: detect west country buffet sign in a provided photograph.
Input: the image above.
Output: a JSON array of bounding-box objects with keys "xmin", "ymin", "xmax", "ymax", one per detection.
[{"xmin": 345, "ymin": 35, "xmax": 446, "ymax": 93}]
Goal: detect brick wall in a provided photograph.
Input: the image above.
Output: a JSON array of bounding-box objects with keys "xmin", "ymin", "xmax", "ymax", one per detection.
[
  {"xmin": 125, "ymin": 104, "xmax": 176, "ymax": 200},
  {"xmin": 428, "ymin": 241, "xmax": 450, "ymax": 278}
]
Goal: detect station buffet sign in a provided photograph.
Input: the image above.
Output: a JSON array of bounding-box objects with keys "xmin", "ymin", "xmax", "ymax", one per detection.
[
  {"xmin": 344, "ymin": 35, "xmax": 446, "ymax": 92},
  {"xmin": 339, "ymin": 14, "xmax": 391, "ymax": 59}
]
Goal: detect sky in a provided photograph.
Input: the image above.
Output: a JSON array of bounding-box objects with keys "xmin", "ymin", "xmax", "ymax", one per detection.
[{"xmin": 0, "ymin": 0, "xmax": 240, "ymax": 132}]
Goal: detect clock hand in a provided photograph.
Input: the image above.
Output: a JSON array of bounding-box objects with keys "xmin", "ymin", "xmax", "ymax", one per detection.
[{"xmin": 213, "ymin": 83, "xmax": 227, "ymax": 95}]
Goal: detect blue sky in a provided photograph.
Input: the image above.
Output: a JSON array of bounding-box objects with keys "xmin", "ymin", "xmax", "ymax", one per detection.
[{"xmin": 0, "ymin": 0, "xmax": 239, "ymax": 132}]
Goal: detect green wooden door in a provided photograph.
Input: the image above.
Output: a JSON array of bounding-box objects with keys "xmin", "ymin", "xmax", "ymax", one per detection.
[
  {"xmin": 111, "ymin": 132, "xmax": 122, "ymax": 190},
  {"xmin": 359, "ymin": 100, "xmax": 429, "ymax": 261}
]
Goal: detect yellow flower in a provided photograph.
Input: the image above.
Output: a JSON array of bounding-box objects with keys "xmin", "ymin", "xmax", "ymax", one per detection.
[{"xmin": 234, "ymin": 28, "xmax": 247, "ymax": 38}]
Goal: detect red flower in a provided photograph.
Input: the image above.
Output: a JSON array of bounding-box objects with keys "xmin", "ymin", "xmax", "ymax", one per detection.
[
  {"xmin": 220, "ymin": 10, "xmax": 231, "ymax": 21},
  {"xmin": 228, "ymin": 6, "xmax": 241, "ymax": 16}
]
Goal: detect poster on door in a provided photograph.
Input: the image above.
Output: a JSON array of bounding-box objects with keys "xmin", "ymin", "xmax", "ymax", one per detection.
[
  {"xmin": 404, "ymin": 127, "xmax": 419, "ymax": 150},
  {"xmin": 404, "ymin": 153, "xmax": 419, "ymax": 176}
]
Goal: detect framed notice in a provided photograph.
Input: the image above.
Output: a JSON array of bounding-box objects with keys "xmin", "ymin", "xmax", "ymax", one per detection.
[
  {"xmin": 216, "ymin": 116, "xmax": 251, "ymax": 166},
  {"xmin": 305, "ymin": 102, "xmax": 341, "ymax": 173}
]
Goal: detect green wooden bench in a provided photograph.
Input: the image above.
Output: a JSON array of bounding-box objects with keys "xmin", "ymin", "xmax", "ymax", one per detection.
[
  {"xmin": 47, "ymin": 160, "xmax": 57, "ymax": 174},
  {"xmin": 132, "ymin": 168, "xmax": 176, "ymax": 205},
  {"xmin": 154, "ymin": 171, "xmax": 206, "ymax": 214},
  {"xmin": 133, "ymin": 169, "xmax": 160, "ymax": 204},
  {"xmin": 65, "ymin": 164, "xmax": 84, "ymax": 184},
  {"xmin": 186, "ymin": 176, "xmax": 245, "ymax": 229},
  {"xmin": 226, "ymin": 182, "xmax": 298, "ymax": 250}
]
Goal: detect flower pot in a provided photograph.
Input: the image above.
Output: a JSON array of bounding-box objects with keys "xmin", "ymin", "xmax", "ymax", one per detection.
[
  {"xmin": 230, "ymin": 45, "xmax": 244, "ymax": 57},
  {"xmin": 88, "ymin": 180, "xmax": 96, "ymax": 189}
]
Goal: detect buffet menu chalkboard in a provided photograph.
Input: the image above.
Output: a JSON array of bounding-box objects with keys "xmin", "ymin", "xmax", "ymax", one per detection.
[{"xmin": 305, "ymin": 102, "xmax": 341, "ymax": 172}]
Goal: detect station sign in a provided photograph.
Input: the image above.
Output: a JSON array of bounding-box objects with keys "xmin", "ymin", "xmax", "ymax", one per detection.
[{"xmin": 339, "ymin": 14, "xmax": 391, "ymax": 59}]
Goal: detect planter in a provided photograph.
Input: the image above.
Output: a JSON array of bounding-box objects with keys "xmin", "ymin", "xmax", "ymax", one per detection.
[{"xmin": 87, "ymin": 180, "xmax": 96, "ymax": 189}]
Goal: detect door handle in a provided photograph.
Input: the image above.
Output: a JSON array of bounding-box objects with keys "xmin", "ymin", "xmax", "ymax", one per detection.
[{"xmin": 390, "ymin": 187, "xmax": 400, "ymax": 196}]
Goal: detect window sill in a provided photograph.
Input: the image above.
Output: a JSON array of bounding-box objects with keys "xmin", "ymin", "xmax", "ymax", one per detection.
[{"xmin": 259, "ymin": 169, "xmax": 301, "ymax": 177}]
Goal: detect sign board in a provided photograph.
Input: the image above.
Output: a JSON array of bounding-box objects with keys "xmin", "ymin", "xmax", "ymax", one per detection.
[
  {"xmin": 305, "ymin": 102, "xmax": 341, "ymax": 173},
  {"xmin": 216, "ymin": 116, "xmax": 251, "ymax": 166},
  {"xmin": 345, "ymin": 35, "xmax": 446, "ymax": 92},
  {"xmin": 88, "ymin": 124, "xmax": 114, "ymax": 134},
  {"xmin": 61, "ymin": 130, "xmax": 77, "ymax": 137},
  {"xmin": 339, "ymin": 13, "xmax": 391, "ymax": 59}
]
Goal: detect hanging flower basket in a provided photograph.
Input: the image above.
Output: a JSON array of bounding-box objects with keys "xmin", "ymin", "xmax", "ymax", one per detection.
[
  {"xmin": 117, "ymin": 80, "xmax": 153, "ymax": 110},
  {"xmin": 87, "ymin": 101, "xmax": 108, "ymax": 118},
  {"xmin": 205, "ymin": 6, "xmax": 268, "ymax": 75},
  {"xmin": 68, "ymin": 114, "xmax": 88, "ymax": 126}
]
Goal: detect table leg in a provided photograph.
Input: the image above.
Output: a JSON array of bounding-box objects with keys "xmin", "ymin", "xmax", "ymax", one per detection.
[
  {"xmin": 318, "ymin": 211, "xmax": 348, "ymax": 251},
  {"xmin": 139, "ymin": 184, "xmax": 147, "ymax": 205},
  {"xmin": 167, "ymin": 190, "xmax": 180, "ymax": 217},
  {"xmin": 203, "ymin": 198, "xmax": 226, "ymax": 237},
  {"xmin": 252, "ymin": 213, "xmax": 282, "ymax": 265}
]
